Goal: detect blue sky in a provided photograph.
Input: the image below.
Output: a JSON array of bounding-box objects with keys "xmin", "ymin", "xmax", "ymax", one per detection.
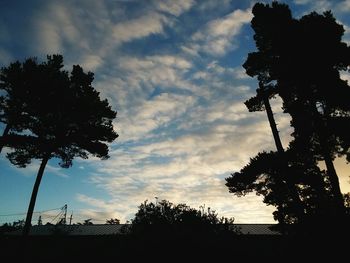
[{"xmin": 1, "ymin": 0, "xmax": 350, "ymax": 224}]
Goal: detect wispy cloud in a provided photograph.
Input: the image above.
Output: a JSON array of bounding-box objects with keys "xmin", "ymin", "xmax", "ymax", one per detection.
[
  {"xmin": 187, "ymin": 8, "xmax": 252, "ymax": 56},
  {"xmin": 46, "ymin": 165, "xmax": 69, "ymax": 178},
  {"xmin": 294, "ymin": 0, "xmax": 313, "ymax": 4},
  {"xmin": 197, "ymin": 0, "xmax": 231, "ymax": 11},
  {"xmin": 117, "ymin": 92, "xmax": 195, "ymax": 141},
  {"xmin": 0, "ymin": 155, "xmax": 69, "ymax": 179},
  {"xmin": 293, "ymin": 0, "xmax": 344, "ymax": 16},
  {"xmin": 95, "ymin": 54, "xmax": 198, "ymax": 116},
  {"xmin": 110, "ymin": 13, "xmax": 167, "ymax": 45},
  {"xmin": 74, "ymin": 195, "xmax": 122, "ymax": 223},
  {"xmin": 31, "ymin": 1, "xmax": 180, "ymax": 71},
  {"xmin": 341, "ymin": 24, "xmax": 350, "ymax": 44},
  {"xmin": 337, "ymin": 0, "xmax": 350, "ymax": 12},
  {"xmin": 154, "ymin": 0, "xmax": 195, "ymax": 16},
  {"xmin": 35, "ymin": 17, "xmax": 62, "ymax": 54}
]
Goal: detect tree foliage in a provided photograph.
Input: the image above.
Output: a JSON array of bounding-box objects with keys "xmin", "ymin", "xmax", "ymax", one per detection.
[
  {"xmin": 77, "ymin": 219, "xmax": 94, "ymax": 225},
  {"xmin": 244, "ymin": 2, "xmax": 350, "ymax": 169},
  {"xmin": 226, "ymin": 149, "xmax": 330, "ymax": 226},
  {"xmin": 1, "ymin": 55, "xmax": 118, "ymax": 167},
  {"xmin": 344, "ymin": 193, "xmax": 350, "ymax": 214},
  {"xmin": 0, "ymin": 220, "xmax": 25, "ymax": 235},
  {"xmin": 106, "ymin": 218, "xmax": 120, "ymax": 225},
  {"xmin": 226, "ymin": 1, "xmax": 350, "ymax": 230},
  {"xmin": 127, "ymin": 199, "xmax": 237, "ymax": 236},
  {"xmin": 0, "ymin": 55, "xmax": 118, "ymax": 235}
]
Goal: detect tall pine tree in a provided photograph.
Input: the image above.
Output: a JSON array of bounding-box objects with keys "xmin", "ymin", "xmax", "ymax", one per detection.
[{"xmin": 0, "ymin": 55, "xmax": 118, "ymax": 235}]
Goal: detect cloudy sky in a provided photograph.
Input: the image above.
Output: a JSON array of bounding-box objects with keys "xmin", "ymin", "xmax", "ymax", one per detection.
[{"xmin": 1, "ymin": 0, "xmax": 350, "ymax": 225}]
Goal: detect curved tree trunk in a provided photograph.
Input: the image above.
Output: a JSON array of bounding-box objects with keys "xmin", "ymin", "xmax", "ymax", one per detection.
[
  {"xmin": 263, "ymin": 95, "xmax": 284, "ymax": 154},
  {"xmin": 263, "ymin": 93, "xmax": 305, "ymax": 222},
  {"xmin": 0, "ymin": 123, "xmax": 11, "ymax": 153},
  {"xmin": 22, "ymin": 155, "xmax": 50, "ymax": 236},
  {"xmin": 323, "ymin": 149, "xmax": 345, "ymax": 214},
  {"xmin": 312, "ymin": 103, "xmax": 345, "ymax": 215}
]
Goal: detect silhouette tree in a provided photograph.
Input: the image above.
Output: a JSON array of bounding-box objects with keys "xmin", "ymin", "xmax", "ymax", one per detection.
[
  {"xmin": 240, "ymin": 1, "xmax": 349, "ymax": 219},
  {"xmin": 344, "ymin": 193, "xmax": 350, "ymax": 214},
  {"xmin": 242, "ymin": 86, "xmax": 331, "ymax": 227},
  {"xmin": 226, "ymin": 148, "xmax": 332, "ymax": 233},
  {"xmin": 128, "ymin": 199, "xmax": 236, "ymax": 236},
  {"xmin": 0, "ymin": 58, "xmax": 40, "ymax": 152},
  {"xmin": 226, "ymin": 2, "xmax": 350, "ymax": 231},
  {"xmin": 77, "ymin": 219, "xmax": 94, "ymax": 225},
  {"xmin": 245, "ymin": 83, "xmax": 307, "ymax": 223},
  {"xmin": 1, "ymin": 55, "xmax": 118, "ymax": 235},
  {"xmin": 0, "ymin": 219, "xmax": 25, "ymax": 235},
  {"xmin": 282, "ymin": 10, "xmax": 349, "ymax": 215},
  {"xmin": 106, "ymin": 218, "xmax": 120, "ymax": 225},
  {"xmin": 241, "ymin": 2, "xmax": 306, "ymax": 223}
]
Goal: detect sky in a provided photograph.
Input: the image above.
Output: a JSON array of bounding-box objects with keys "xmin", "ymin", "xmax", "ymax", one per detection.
[{"xmin": 1, "ymin": 0, "xmax": 350, "ymax": 225}]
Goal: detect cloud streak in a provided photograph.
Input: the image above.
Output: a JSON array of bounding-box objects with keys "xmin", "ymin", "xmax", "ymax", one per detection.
[
  {"xmin": 154, "ymin": 0, "xmax": 195, "ymax": 16},
  {"xmin": 188, "ymin": 8, "xmax": 253, "ymax": 56}
]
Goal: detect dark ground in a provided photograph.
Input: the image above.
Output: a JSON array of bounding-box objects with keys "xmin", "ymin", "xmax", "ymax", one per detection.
[{"xmin": 0, "ymin": 234, "xmax": 347, "ymax": 260}]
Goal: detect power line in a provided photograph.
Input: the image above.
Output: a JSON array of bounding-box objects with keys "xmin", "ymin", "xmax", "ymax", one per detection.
[
  {"xmin": 49, "ymin": 211, "xmax": 63, "ymax": 224},
  {"xmin": 0, "ymin": 206, "xmax": 66, "ymax": 217},
  {"xmin": 40, "ymin": 215, "xmax": 60, "ymax": 219},
  {"xmin": 0, "ymin": 212, "xmax": 27, "ymax": 217}
]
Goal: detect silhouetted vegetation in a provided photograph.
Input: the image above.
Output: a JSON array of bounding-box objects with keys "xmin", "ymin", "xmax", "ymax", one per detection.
[
  {"xmin": 77, "ymin": 219, "xmax": 94, "ymax": 225},
  {"xmin": 226, "ymin": 1, "xmax": 350, "ymax": 233},
  {"xmin": 344, "ymin": 193, "xmax": 350, "ymax": 214},
  {"xmin": 0, "ymin": 55, "xmax": 118, "ymax": 235},
  {"xmin": 126, "ymin": 199, "xmax": 238, "ymax": 236},
  {"xmin": 105, "ymin": 218, "xmax": 120, "ymax": 225},
  {"xmin": 0, "ymin": 220, "xmax": 24, "ymax": 235}
]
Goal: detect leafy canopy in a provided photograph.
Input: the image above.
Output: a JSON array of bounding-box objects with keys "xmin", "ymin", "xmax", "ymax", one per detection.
[
  {"xmin": 127, "ymin": 199, "xmax": 237, "ymax": 235},
  {"xmin": 0, "ymin": 55, "xmax": 118, "ymax": 167}
]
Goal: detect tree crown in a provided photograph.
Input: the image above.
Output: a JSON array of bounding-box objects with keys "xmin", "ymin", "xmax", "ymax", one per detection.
[{"xmin": 0, "ymin": 55, "xmax": 118, "ymax": 167}]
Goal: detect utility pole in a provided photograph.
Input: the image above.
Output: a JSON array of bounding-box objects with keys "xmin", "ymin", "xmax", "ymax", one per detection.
[
  {"xmin": 38, "ymin": 215, "xmax": 42, "ymax": 225},
  {"xmin": 69, "ymin": 211, "xmax": 73, "ymax": 225},
  {"xmin": 62, "ymin": 204, "xmax": 67, "ymax": 225}
]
